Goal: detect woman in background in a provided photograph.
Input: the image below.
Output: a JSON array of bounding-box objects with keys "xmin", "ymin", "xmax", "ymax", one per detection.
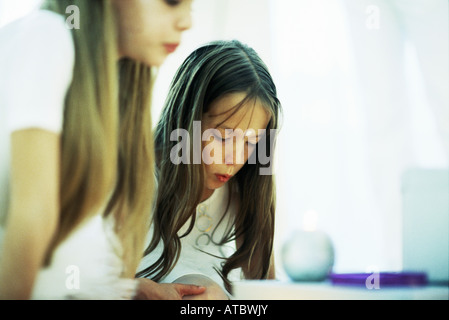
[
  {"xmin": 137, "ymin": 40, "xmax": 281, "ymax": 299},
  {"xmin": 0, "ymin": 0, "xmax": 204, "ymax": 299}
]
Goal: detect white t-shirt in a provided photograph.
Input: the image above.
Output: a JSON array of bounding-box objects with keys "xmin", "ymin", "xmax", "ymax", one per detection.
[
  {"xmin": 138, "ymin": 184, "xmax": 243, "ymax": 294},
  {"xmin": 0, "ymin": 9, "xmax": 73, "ymax": 227},
  {"xmin": 0, "ymin": 10, "xmax": 137, "ymax": 299}
]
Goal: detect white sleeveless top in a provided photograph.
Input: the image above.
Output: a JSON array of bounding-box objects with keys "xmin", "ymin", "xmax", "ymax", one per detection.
[
  {"xmin": 31, "ymin": 214, "xmax": 138, "ymax": 300},
  {"xmin": 138, "ymin": 184, "xmax": 243, "ymax": 293}
]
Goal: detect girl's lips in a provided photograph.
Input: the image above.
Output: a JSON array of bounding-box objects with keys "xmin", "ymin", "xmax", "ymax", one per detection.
[
  {"xmin": 164, "ymin": 43, "xmax": 179, "ymax": 53},
  {"xmin": 215, "ymin": 174, "xmax": 231, "ymax": 182}
]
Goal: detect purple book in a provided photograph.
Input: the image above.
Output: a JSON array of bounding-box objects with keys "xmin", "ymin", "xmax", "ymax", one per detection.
[{"xmin": 330, "ymin": 272, "xmax": 428, "ymax": 287}]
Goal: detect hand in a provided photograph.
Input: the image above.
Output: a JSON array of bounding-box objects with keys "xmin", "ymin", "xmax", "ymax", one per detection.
[
  {"xmin": 174, "ymin": 274, "xmax": 230, "ymax": 300},
  {"xmin": 134, "ymin": 278, "xmax": 206, "ymax": 300}
]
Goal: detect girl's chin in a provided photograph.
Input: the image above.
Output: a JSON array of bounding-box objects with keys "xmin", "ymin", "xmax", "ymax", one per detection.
[{"xmin": 206, "ymin": 178, "xmax": 227, "ymax": 190}]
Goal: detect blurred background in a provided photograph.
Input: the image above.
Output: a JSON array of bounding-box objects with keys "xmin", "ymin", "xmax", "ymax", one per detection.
[{"xmin": 1, "ymin": 0, "xmax": 448, "ymax": 280}]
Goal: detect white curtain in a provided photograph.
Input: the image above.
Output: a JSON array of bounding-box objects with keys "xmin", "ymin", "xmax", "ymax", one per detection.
[
  {"xmin": 271, "ymin": 0, "xmax": 448, "ymax": 274},
  {"xmin": 0, "ymin": 0, "xmax": 42, "ymax": 28}
]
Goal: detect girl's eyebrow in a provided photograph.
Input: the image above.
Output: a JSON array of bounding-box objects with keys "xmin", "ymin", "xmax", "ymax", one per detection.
[{"xmin": 217, "ymin": 125, "xmax": 234, "ymax": 130}]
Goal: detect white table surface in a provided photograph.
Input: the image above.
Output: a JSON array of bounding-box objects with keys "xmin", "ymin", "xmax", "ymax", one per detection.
[{"xmin": 232, "ymin": 280, "xmax": 449, "ymax": 300}]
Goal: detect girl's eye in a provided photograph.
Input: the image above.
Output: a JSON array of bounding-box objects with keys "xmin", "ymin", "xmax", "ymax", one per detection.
[
  {"xmin": 165, "ymin": 0, "xmax": 181, "ymax": 6},
  {"xmin": 212, "ymin": 132, "xmax": 227, "ymax": 142},
  {"xmin": 246, "ymin": 138, "xmax": 258, "ymax": 146},
  {"xmin": 213, "ymin": 130, "xmax": 232, "ymax": 142}
]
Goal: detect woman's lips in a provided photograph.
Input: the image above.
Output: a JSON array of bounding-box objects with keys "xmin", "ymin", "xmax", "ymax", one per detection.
[
  {"xmin": 215, "ymin": 174, "xmax": 232, "ymax": 182},
  {"xmin": 164, "ymin": 43, "xmax": 179, "ymax": 53}
]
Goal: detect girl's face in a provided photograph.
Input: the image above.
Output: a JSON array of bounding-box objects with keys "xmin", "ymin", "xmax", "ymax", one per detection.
[
  {"xmin": 113, "ymin": 0, "xmax": 193, "ymax": 67},
  {"xmin": 201, "ymin": 92, "xmax": 271, "ymax": 200}
]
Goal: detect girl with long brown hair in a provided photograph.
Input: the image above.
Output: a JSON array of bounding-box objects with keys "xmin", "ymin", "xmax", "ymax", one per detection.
[
  {"xmin": 137, "ymin": 40, "xmax": 282, "ymax": 298},
  {"xmin": 0, "ymin": 0, "xmax": 204, "ymax": 299}
]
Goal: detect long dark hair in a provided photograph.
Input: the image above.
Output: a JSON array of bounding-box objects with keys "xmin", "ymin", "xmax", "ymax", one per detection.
[{"xmin": 137, "ymin": 40, "xmax": 281, "ymax": 291}]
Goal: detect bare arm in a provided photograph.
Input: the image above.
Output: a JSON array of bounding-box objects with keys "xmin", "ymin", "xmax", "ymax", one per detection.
[{"xmin": 0, "ymin": 129, "xmax": 60, "ymax": 299}]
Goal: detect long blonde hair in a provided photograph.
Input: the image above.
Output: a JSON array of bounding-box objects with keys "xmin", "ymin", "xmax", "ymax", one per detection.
[{"xmin": 43, "ymin": 0, "xmax": 154, "ymax": 277}]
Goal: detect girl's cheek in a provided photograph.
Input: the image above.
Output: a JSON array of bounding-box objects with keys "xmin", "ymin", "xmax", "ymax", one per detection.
[{"xmin": 248, "ymin": 144, "xmax": 256, "ymax": 156}]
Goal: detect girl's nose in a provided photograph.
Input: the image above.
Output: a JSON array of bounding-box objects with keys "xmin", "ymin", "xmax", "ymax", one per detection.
[
  {"xmin": 177, "ymin": 10, "xmax": 192, "ymax": 31},
  {"xmin": 224, "ymin": 147, "xmax": 234, "ymax": 165},
  {"xmin": 224, "ymin": 139, "xmax": 245, "ymax": 165}
]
